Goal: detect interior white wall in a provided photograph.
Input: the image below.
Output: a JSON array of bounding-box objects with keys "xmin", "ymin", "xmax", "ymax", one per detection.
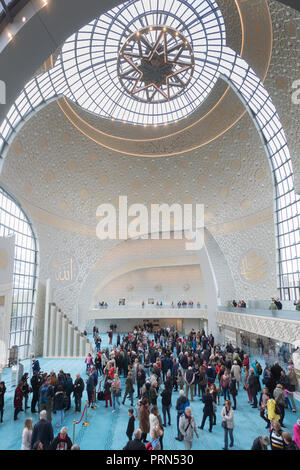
[
  {"xmin": 94, "ymin": 318, "xmax": 184, "ymax": 334},
  {"xmin": 94, "ymin": 265, "xmax": 206, "ymax": 307}
]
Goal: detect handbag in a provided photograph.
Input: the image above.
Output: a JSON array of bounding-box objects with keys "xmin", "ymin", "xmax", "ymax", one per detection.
[
  {"xmin": 221, "ymin": 420, "xmax": 227, "ymax": 429},
  {"xmin": 97, "ymin": 391, "xmax": 104, "ymax": 401}
]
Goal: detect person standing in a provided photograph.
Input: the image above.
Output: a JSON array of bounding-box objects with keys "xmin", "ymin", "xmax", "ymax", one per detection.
[
  {"xmin": 111, "ymin": 374, "xmax": 122, "ymax": 412},
  {"xmin": 0, "ymin": 381, "xmax": 6, "ymax": 423},
  {"xmin": 184, "ymin": 367, "xmax": 195, "ymax": 402},
  {"xmin": 282, "ymin": 431, "xmax": 299, "ymax": 450},
  {"xmin": 273, "ymin": 384, "xmax": 285, "ymax": 426},
  {"xmin": 39, "ymin": 377, "xmax": 54, "ymax": 422},
  {"xmin": 139, "ymin": 398, "xmax": 150, "ymax": 443},
  {"xmin": 175, "ymin": 390, "xmax": 190, "ymax": 441},
  {"xmin": 161, "ymin": 386, "xmax": 172, "ymax": 427},
  {"xmin": 136, "ymin": 365, "xmax": 146, "ymax": 399},
  {"xmin": 293, "ymin": 419, "xmax": 300, "ymax": 449},
  {"xmin": 73, "ymin": 374, "xmax": 84, "ymax": 412},
  {"xmin": 30, "ymin": 372, "xmax": 41, "ymax": 413},
  {"xmin": 248, "ymin": 368, "xmax": 259, "ymax": 408},
  {"xmin": 21, "ymin": 418, "xmax": 33, "ymax": 450},
  {"xmin": 21, "ymin": 373, "xmax": 31, "ymax": 411},
  {"xmin": 231, "ymin": 361, "xmax": 241, "ymax": 391},
  {"xmin": 220, "ymin": 370, "xmax": 230, "ymax": 402},
  {"xmin": 123, "ymin": 429, "xmax": 146, "ymax": 450},
  {"xmin": 14, "ymin": 382, "xmax": 24, "ymax": 421},
  {"xmin": 31, "ymin": 410, "xmax": 54, "ymax": 450},
  {"xmin": 269, "ymin": 420, "xmax": 285, "ymax": 450},
  {"xmin": 259, "ymin": 388, "xmax": 271, "ymax": 429},
  {"xmin": 64, "ymin": 373, "xmax": 73, "ymax": 411},
  {"xmin": 54, "ymin": 385, "xmax": 65, "ymax": 428},
  {"xmin": 86, "ymin": 371, "xmax": 95, "ymax": 407},
  {"xmin": 229, "ymin": 373, "xmax": 238, "ymax": 410},
  {"xmin": 198, "ymin": 388, "xmax": 214, "ymax": 432},
  {"xmin": 50, "ymin": 427, "xmax": 73, "ymax": 450},
  {"xmin": 179, "ymin": 407, "xmax": 199, "ymax": 450},
  {"xmin": 122, "ymin": 371, "xmax": 134, "ymax": 406},
  {"xmin": 126, "ymin": 409, "xmax": 135, "ymax": 441},
  {"xmin": 221, "ymin": 400, "xmax": 234, "ymax": 450}
]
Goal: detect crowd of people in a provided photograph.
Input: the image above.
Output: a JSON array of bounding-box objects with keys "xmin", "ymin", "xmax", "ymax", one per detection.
[
  {"xmin": 228, "ymin": 300, "xmax": 247, "ymax": 308},
  {"xmin": 0, "ymin": 326, "xmax": 299, "ymax": 451}
]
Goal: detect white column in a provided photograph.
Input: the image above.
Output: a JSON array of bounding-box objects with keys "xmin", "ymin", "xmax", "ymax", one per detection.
[
  {"xmin": 48, "ymin": 304, "xmax": 57, "ymax": 356},
  {"xmin": 67, "ymin": 322, "xmax": 74, "ymax": 357},
  {"xmin": 79, "ymin": 335, "xmax": 86, "ymax": 357},
  {"xmin": 43, "ymin": 278, "xmax": 51, "ymax": 357},
  {"xmin": 73, "ymin": 328, "xmax": 79, "ymax": 357},
  {"xmin": 54, "ymin": 310, "xmax": 62, "ymax": 356},
  {"xmin": 61, "ymin": 316, "xmax": 68, "ymax": 357},
  {"xmin": 86, "ymin": 340, "xmax": 92, "ymax": 356}
]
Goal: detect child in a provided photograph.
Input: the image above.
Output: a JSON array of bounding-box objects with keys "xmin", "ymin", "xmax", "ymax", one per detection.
[{"xmin": 126, "ymin": 409, "xmax": 135, "ymax": 441}]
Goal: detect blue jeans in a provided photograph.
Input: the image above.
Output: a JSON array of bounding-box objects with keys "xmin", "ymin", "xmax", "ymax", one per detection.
[
  {"xmin": 112, "ymin": 394, "xmax": 121, "ymax": 410},
  {"xmin": 224, "ymin": 428, "xmax": 234, "ymax": 449},
  {"xmin": 222, "ymin": 388, "xmax": 230, "ymax": 401},
  {"xmin": 285, "ymin": 396, "xmax": 293, "ymax": 410},
  {"xmin": 56, "ymin": 409, "xmax": 64, "ymax": 427}
]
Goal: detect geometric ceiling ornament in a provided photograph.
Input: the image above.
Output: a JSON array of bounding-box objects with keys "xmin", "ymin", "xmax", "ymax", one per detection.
[{"xmin": 118, "ymin": 26, "xmax": 195, "ymax": 104}]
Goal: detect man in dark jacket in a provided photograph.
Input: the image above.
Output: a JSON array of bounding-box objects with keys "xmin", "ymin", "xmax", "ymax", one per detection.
[
  {"xmin": 86, "ymin": 371, "xmax": 95, "ymax": 406},
  {"xmin": 123, "ymin": 429, "xmax": 146, "ymax": 450},
  {"xmin": 73, "ymin": 374, "xmax": 84, "ymax": 412},
  {"xmin": 31, "ymin": 410, "xmax": 54, "ymax": 450},
  {"xmin": 172, "ymin": 359, "xmax": 179, "ymax": 391},
  {"xmin": 271, "ymin": 362, "xmax": 283, "ymax": 383},
  {"xmin": 248, "ymin": 368, "xmax": 259, "ymax": 408},
  {"xmin": 64, "ymin": 373, "xmax": 74, "ymax": 410},
  {"xmin": 180, "ymin": 353, "xmax": 189, "ymax": 373},
  {"xmin": 31, "ymin": 372, "xmax": 42, "ymax": 413},
  {"xmin": 161, "ymin": 387, "xmax": 172, "ymax": 427}
]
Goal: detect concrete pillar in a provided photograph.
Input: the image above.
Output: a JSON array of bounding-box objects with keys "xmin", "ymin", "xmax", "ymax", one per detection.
[
  {"xmin": 73, "ymin": 329, "xmax": 79, "ymax": 357},
  {"xmin": 54, "ymin": 310, "xmax": 62, "ymax": 357},
  {"xmin": 43, "ymin": 279, "xmax": 51, "ymax": 357},
  {"xmin": 48, "ymin": 304, "xmax": 57, "ymax": 356},
  {"xmin": 86, "ymin": 340, "xmax": 92, "ymax": 356},
  {"xmin": 67, "ymin": 322, "xmax": 74, "ymax": 357},
  {"xmin": 61, "ymin": 316, "xmax": 68, "ymax": 357},
  {"xmin": 79, "ymin": 335, "xmax": 86, "ymax": 357}
]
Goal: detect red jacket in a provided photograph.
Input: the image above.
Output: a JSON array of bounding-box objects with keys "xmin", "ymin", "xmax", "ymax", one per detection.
[
  {"xmin": 243, "ymin": 357, "xmax": 250, "ymax": 370},
  {"xmin": 14, "ymin": 387, "xmax": 23, "ymax": 408}
]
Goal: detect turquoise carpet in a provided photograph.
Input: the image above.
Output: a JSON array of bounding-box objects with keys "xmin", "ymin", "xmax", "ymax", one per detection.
[{"xmin": 0, "ymin": 334, "xmax": 298, "ymax": 450}]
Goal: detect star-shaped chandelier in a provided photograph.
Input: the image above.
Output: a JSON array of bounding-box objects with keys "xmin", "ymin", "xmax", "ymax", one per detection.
[{"xmin": 118, "ymin": 26, "xmax": 195, "ymax": 103}]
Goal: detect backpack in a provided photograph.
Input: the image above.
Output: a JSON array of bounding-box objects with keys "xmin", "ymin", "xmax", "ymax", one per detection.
[
  {"xmin": 39, "ymin": 385, "xmax": 49, "ymax": 404},
  {"xmin": 178, "ymin": 399, "xmax": 190, "ymax": 413}
]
